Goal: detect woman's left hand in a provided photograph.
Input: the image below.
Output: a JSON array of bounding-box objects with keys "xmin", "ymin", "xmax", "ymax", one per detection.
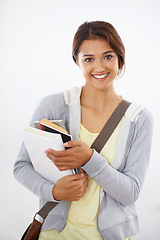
[{"xmin": 45, "ymin": 140, "xmax": 93, "ymax": 170}]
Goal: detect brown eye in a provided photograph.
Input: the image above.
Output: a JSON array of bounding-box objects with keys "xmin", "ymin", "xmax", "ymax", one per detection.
[
  {"xmin": 85, "ymin": 58, "xmax": 94, "ymax": 62},
  {"xmin": 104, "ymin": 55, "xmax": 113, "ymax": 60}
]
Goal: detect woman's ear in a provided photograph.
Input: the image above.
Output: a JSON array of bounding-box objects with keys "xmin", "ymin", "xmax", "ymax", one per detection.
[
  {"xmin": 75, "ymin": 57, "xmax": 79, "ymax": 67},
  {"xmin": 74, "ymin": 55, "xmax": 81, "ymax": 69}
]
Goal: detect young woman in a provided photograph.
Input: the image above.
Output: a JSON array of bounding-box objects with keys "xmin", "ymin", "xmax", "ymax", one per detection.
[{"xmin": 14, "ymin": 21, "xmax": 153, "ymax": 240}]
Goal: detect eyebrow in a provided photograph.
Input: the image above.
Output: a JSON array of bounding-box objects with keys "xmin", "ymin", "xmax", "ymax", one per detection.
[{"xmin": 83, "ymin": 51, "xmax": 114, "ymax": 57}]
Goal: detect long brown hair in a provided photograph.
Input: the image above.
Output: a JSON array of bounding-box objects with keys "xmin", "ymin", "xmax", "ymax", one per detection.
[{"xmin": 72, "ymin": 21, "xmax": 125, "ymax": 75}]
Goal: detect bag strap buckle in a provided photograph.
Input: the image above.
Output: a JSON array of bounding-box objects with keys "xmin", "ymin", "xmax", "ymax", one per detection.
[{"xmin": 34, "ymin": 213, "xmax": 45, "ymax": 225}]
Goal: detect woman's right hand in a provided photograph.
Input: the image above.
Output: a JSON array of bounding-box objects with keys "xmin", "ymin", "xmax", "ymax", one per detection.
[{"xmin": 52, "ymin": 169, "xmax": 88, "ymax": 201}]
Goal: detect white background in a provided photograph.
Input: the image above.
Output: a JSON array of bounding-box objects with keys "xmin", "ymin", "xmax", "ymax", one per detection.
[{"xmin": 0, "ymin": 0, "xmax": 160, "ymax": 239}]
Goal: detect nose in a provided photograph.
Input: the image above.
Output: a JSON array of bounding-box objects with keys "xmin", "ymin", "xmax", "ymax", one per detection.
[{"xmin": 94, "ymin": 60, "xmax": 105, "ymax": 73}]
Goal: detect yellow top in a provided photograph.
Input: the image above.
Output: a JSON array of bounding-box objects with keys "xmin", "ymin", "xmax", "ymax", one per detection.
[{"xmin": 39, "ymin": 121, "xmax": 130, "ymax": 240}]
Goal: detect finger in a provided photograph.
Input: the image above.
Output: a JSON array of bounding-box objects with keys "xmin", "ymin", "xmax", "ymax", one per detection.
[
  {"xmin": 82, "ymin": 179, "xmax": 88, "ymax": 194},
  {"xmin": 79, "ymin": 168, "xmax": 85, "ymax": 174},
  {"xmin": 84, "ymin": 176, "xmax": 89, "ymax": 186},
  {"xmin": 46, "ymin": 148, "xmax": 76, "ymax": 163},
  {"xmin": 52, "ymin": 163, "xmax": 73, "ymax": 171},
  {"xmin": 45, "ymin": 148, "xmax": 68, "ymax": 158},
  {"xmin": 48, "ymin": 159, "xmax": 72, "ymax": 171},
  {"xmin": 63, "ymin": 140, "xmax": 82, "ymax": 148},
  {"xmin": 81, "ymin": 174, "xmax": 88, "ymax": 185},
  {"xmin": 47, "ymin": 154, "xmax": 73, "ymax": 169},
  {"xmin": 76, "ymin": 170, "xmax": 88, "ymax": 184},
  {"xmin": 48, "ymin": 153, "xmax": 73, "ymax": 163},
  {"xmin": 66, "ymin": 172, "xmax": 85, "ymax": 181}
]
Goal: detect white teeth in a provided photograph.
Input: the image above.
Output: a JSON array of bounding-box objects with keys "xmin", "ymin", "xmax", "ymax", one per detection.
[{"xmin": 93, "ymin": 74, "xmax": 108, "ymax": 79}]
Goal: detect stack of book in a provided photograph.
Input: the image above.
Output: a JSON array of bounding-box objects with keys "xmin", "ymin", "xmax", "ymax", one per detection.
[{"xmin": 22, "ymin": 119, "xmax": 75, "ymax": 183}]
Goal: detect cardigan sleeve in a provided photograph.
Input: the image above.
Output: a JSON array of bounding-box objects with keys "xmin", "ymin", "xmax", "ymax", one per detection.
[
  {"xmin": 13, "ymin": 94, "xmax": 64, "ymax": 202},
  {"xmin": 81, "ymin": 108, "xmax": 153, "ymax": 206}
]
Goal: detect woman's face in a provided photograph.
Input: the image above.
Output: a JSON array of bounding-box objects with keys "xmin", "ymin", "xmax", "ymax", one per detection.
[{"xmin": 77, "ymin": 38, "xmax": 119, "ymax": 90}]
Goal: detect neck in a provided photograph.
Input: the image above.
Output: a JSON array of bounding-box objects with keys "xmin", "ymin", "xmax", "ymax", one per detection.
[{"xmin": 80, "ymin": 83, "xmax": 121, "ymax": 112}]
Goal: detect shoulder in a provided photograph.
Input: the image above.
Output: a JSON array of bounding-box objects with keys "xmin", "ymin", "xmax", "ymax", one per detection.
[
  {"xmin": 124, "ymin": 101, "xmax": 153, "ymax": 137},
  {"xmin": 37, "ymin": 92, "xmax": 66, "ymax": 116},
  {"xmin": 39, "ymin": 92, "xmax": 65, "ymax": 108},
  {"xmin": 125, "ymin": 102, "xmax": 153, "ymax": 124},
  {"xmin": 138, "ymin": 108, "xmax": 153, "ymax": 124},
  {"xmin": 38, "ymin": 91, "xmax": 69, "ymax": 114},
  {"xmin": 136, "ymin": 108, "xmax": 153, "ymax": 135},
  {"xmin": 29, "ymin": 92, "xmax": 66, "ymax": 126},
  {"xmin": 40, "ymin": 85, "xmax": 82, "ymax": 107}
]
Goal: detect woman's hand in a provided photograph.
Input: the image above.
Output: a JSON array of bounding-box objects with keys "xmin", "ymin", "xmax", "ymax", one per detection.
[
  {"xmin": 45, "ymin": 140, "xmax": 93, "ymax": 170},
  {"xmin": 52, "ymin": 169, "xmax": 88, "ymax": 201}
]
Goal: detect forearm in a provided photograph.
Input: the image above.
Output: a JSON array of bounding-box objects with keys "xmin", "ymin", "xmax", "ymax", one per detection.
[
  {"xmin": 82, "ymin": 110, "xmax": 153, "ymax": 206},
  {"xmin": 81, "ymin": 150, "xmax": 140, "ymax": 206}
]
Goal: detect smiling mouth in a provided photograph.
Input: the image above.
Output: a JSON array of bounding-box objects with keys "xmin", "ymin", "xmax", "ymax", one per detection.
[{"xmin": 92, "ymin": 73, "xmax": 109, "ymax": 80}]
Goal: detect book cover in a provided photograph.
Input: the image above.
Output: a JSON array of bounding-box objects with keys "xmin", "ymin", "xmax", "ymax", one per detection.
[
  {"xmin": 34, "ymin": 119, "xmax": 80, "ymax": 174},
  {"xmin": 34, "ymin": 119, "xmax": 66, "ymax": 132},
  {"xmin": 35, "ymin": 119, "xmax": 72, "ymax": 143},
  {"xmin": 22, "ymin": 126, "xmax": 74, "ymax": 183}
]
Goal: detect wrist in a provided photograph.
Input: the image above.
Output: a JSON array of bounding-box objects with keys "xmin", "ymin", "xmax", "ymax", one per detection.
[
  {"xmin": 87, "ymin": 148, "xmax": 94, "ymax": 162},
  {"xmin": 52, "ymin": 185, "xmax": 60, "ymax": 201},
  {"xmin": 82, "ymin": 148, "xmax": 93, "ymax": 166}
]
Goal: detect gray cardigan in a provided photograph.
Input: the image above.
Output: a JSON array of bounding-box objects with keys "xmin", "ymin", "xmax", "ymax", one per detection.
[{"xmin": 13, "ymin": 87, "xmax": 153, "ymax": 240}]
